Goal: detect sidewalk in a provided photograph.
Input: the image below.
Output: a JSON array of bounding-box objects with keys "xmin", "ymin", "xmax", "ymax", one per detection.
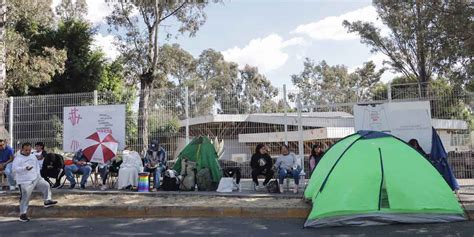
[{"xmin": 0, "ymin": 180, "xmax": 472, "ymax": 220}]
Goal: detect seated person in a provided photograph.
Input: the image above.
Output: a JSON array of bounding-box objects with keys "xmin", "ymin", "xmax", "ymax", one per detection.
[
  {"xmin": 64, "ymin": 149, "xmax": 92, "ymax": 189},
  {"xmin": 250, "ymin": 144, "xmax": 274, "ymax": 190},
  {"xmin": 144, "ymin": 140, "xmax": 167, "ymax": 191},
  {"xmin": 117, "ymin": 148, "xmax": 143, "ymax": 190},
  {"xmin": 0, "ymin": 139, "xmax": 16, "ymax": 190},
  {"xmin": 275, "ymin": 145, "xmax": 301, "ymax": 194},
  {"xmin": 40, "ymin": 153, "xmax": 64, "ymax": 188},
  {"xmin": 96, "ymin": 156, "xmax": 122, "ymax": 191},
  {"xmin": 308, "ymin": 143, "xmax": 325, "ymax": 176},
  {"xmin": 33, "ymin": 142, "xmax": 47, "ymax": 170}
]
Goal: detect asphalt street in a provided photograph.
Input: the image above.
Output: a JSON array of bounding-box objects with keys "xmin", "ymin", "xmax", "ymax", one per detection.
[{"xmin": 0, "ymin": 217, "xmax": 472, "ymax": 237}]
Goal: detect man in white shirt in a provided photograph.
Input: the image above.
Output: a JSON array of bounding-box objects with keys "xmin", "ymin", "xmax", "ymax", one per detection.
[{"xmin": 12, "ymin": 142, "xmax": 58, "ymax": 222}]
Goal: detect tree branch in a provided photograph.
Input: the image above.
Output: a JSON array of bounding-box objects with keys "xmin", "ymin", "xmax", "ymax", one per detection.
[{"xmin": 158, "ymin": 2, "xmax": 186, "ymax": 23}]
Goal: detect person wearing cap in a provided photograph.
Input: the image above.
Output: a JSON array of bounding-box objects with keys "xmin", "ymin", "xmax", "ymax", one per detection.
[{"xmin": 144, "ymin": 140, "xmax": 167, "ymax": 191}]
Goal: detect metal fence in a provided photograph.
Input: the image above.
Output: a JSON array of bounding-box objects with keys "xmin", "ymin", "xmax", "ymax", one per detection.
[{"xmin": 1, "ymin": 82, "xmax": 473, "ymax": 186}]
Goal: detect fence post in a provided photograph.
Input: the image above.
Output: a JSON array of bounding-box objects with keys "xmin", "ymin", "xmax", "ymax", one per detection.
[
  {"xmin": 93, "ymin": 90, "xmax": 98, "ymax": 106},
  {"xmin": 185, "ymin": 86, "xmax": 190, "ymax": 145},
  {"xmin": 387, "ymin": 83, "xmax": 392, "ymax": 102},
  {"xmin": 9, "ymin": 96, "xmax": 13, "ymax": 147},
  {"xmin": 417, "ymin": 82, "xmax": 422, "ymax": 99},
  {"xmin": 297, "ymin": 96, "xmax": 305, "ymax": 175},
  {"xmin": 283, "ymin": 84, "xmax": 288, "ymax": 145}
]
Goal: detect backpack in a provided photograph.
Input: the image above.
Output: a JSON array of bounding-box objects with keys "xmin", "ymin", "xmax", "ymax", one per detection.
[
  {"xmin": 179, "ymin": 159, "xmax": 196, "ymax": 191},
  {"xmin": 266, "ymin": 179, "xmax": 280, "ymax": 193},
  {"xmin": 162, "ymin": 169, "xmax": 179, "ymax": 191},
  {"xmin": 196, "ymin": 168, "xmax": 213, "ymax": 191}
]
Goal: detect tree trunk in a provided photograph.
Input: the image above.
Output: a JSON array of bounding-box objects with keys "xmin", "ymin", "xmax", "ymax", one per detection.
[
  {"xmin": 137, "ymin": 79, "xmax": 152, "ymax": 154},
  {"xmin": 415, "ymin": 1, "xmax": 428, "ymax": 98}
]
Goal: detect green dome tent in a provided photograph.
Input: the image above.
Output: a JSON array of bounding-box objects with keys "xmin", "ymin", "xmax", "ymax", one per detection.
[
  {"xmin": 173, "ymin": 136, "xmax": 222, "ymax": 183},
  {"xmin": 304, "ymin": 131, "xmax": 465, "ymax": 228}
]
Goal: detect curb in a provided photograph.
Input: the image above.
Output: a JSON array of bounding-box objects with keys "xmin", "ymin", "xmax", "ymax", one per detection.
[{"xmin": 0, "ymin": 205, "xmax": 311, "ymax": 219}]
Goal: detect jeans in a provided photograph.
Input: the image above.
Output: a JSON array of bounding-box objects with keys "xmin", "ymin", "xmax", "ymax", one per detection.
[
  {"xmin": 3, "ymin": 163, "xmax": 16, "ymax": 186},
  {"xmin": 65, "ymin": 164, "xmax": 92, "ymax": 185},
  {"xmin": 144, "ymin": 166, "xmax": 164, "ymax": 189},
  {"xmin": 98, "ymin": 165, "xmax": 110, "ymax": 185},
  {"xmin": 278, "ymin": 167, "xmax": 301, "ymax": 185}
]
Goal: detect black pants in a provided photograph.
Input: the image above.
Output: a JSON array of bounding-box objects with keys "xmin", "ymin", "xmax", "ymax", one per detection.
[
  {"xmin": 41, "ymin": 168, "xmax": 64, "ymax": 187},
  {"xmin": 251, "ymin": 168, "xmax": 274, "ymax": 186},
  {"xmin": 223, "ymin": 167, "xmax": 241, "ymax": 184}
]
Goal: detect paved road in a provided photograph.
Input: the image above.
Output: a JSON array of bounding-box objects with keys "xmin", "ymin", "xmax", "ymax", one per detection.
[{"xmin": 0, "ymin": 217, "xmax": 472, "ymax": 237}]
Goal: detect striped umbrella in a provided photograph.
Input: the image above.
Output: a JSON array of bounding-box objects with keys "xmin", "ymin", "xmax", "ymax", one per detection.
[{"xmin": 82, "ymin": 132, "xmax": 118, "ymax": 164}]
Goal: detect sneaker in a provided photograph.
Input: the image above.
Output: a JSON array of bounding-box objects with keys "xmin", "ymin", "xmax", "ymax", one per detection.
[
  {"xmin": 80, "ymin": 184, "xmax": 86, "ymax": 190},
  {"xmin": 52, "ymin": 183, "xmax": 60, "ymax": 189},
  {"xmin": 69, "ymin": 183, "xmax": 76, "ymax": 189},
  {"xmin": 100, "ymin": 185, "xmax": 107, "ymax": 191},
  {"xmin": 252, "ymin": 183, "xmax": 258, "ymax": 191},
  {"xmin": 293, "ymin": 186, "xmax": 298, "ymax": 194},
  {"xmin": 9, "ymin": 186, "xmax": 16, "ymax": 191},
  {"xmin": 44, "ymin": 200, "xmax": 58, "ymax": 208},
  {"xmin": 279, "ymin": 186, "xmax": 284, "ymax": 194},
  {"xmin": 19, "ymin": 214, "xmax": 30, "ymax": 222}
]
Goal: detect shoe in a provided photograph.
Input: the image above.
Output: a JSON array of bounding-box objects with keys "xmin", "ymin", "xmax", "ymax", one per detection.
[
  {"xmin": 9, "ymin": 186, "xmax": 16, "ymax": 191},
  {"xmin": 69, "ymin": 183, "xmax": 76, "ymax": 189},
  {"xmin": 80, "ymin": 184, "xmax": 86, "ymax": 190},
  {"xmin": 252, "ymin": 183, "xmax": 258, "ymax": 191},
  {"xmin": 52, "ymin": 183, "xmax": 60, "ymax": 189},
  {"xmin": 44, "ymin": 200, "xmax": 58, "ymax": 208},
  {"xmin": 19, "ymin": 214, "xmax": 30, "ymax": 222},
  {"xmin": 237, "ymin": 184, "xmax": 242, "ymax": 192},
  {"xmin": 293, "ymin": 186, "xmax": 298, "ymax": 194},
  {"xmin": 100, "ymin": 185, "xmax": 107, "ymax": 191},
  {"xmin": 279, "ymin": 186, "xmax": 284, "ymax": 194},
  {"xmin": 150, "ymin": 188, "xmax": 157, "ymax": 192}
]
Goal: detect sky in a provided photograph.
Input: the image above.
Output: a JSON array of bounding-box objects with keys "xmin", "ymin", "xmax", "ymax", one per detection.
[{"xmin": 52, "ymin": 0, "xmax": 398, "ymax": 89}]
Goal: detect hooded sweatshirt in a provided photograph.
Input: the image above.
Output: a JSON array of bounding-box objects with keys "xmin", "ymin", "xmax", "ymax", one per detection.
[{"xmin": 12, "ymin": 152, "xmax": 41, "ymax": 185}]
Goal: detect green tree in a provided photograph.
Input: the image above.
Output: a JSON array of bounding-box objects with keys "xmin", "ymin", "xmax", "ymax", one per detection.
[
  {"xmin": 55, "ymin": 0, "xmax": 87, "ymax": 21},
  {"xmin": 106, "ymin": 0, "xmax": 218, "ymax": 151},
  {"xmin": 291, "ymin": 58, "xmax": 383, "ymax": 111},
  {"xmin": 343, "ymin": 0, "xmax": 473, "ymax": 92},
  {"xmin": 239, "ymin": 65, "xmax": 278, "ymax": 113},
  {"xmin": 5, "ymin": 0, "xmax": 67, "ymax": 96},
  {"xmin": 35, "ymin": 19, "xmax": 106, "ymax": 94}
]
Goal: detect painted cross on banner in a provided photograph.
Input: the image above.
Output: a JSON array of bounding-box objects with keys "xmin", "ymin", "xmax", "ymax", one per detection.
[{"xmin": 68, "ymin": 107, "xmax": 82, "ymax": 126}]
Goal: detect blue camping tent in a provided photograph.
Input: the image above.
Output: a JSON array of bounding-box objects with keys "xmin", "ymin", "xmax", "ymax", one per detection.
[{"xmin": 430, "ymin": 127, "xmax": 459, "ymax": 191}]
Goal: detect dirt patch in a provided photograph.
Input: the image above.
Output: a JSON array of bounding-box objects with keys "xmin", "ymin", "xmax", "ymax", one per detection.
[{"xmin": 0, "ymin": 193, "xmax": 310, "ymax": 209}]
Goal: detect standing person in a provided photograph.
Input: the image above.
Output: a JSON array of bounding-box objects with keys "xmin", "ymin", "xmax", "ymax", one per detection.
[
  {"xmin": 34, "ymin": 142, "xmax": 47, "ymax": 170},
  {"xmin": 144, "ymin": 140, "xmax": 167, "ymax": 191},
  {"xmin": 250, "ymin": 144, "xmax": 274, "ymax": 191},
  {"xmin": 64, "ymin": 149, "xmax": 92, "ymax": 189},
  {"xmin": 12, "ymin": 142, "xmax": 57, "ymax": 222},
  {"xmin": 0, "ymin": 139, "xmax": 16, "ymax": 191},
  {"xmin": 275, "ymin": 145, "xmax": 301, "ymax": 194},
  {"xmin": 308, "ymin": 144, "xmax": 325, "ymax": 176}
]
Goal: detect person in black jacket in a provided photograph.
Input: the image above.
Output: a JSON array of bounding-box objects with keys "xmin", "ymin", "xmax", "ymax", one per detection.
[
  {"xmin": 41, "ymin": 153, "xmax": 65, "ymax": 188},
  {"xmin": 250, "ymin": 144, "xmax": 274, "ymax": 190}
]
